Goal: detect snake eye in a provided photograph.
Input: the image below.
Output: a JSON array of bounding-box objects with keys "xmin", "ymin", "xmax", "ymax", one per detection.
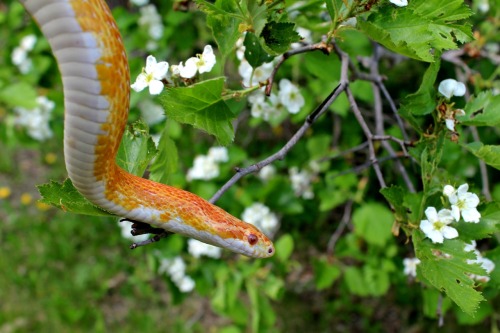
[{"xmin": 247, "ymin": 233, "xmax": 258, "ymax": 245}]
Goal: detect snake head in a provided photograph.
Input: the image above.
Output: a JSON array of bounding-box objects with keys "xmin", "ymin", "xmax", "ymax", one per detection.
[{"xmin": 242, "ymin": 230, "xmax": 275, "ymax": 258}]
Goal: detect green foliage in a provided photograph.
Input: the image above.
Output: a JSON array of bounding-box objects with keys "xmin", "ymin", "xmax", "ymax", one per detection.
[
  {"xmin": 466, "ymin": 142, "xmax": 500, "ymax": 170},
  {"xmin": 37, "ymin": 179, "xmax": 113, "ymax": 216},
  {"xmin": 243, "ymin": 32, "xmax": 273, "ymax": 68},
  {"xmin": 259, "ymin": 21, "xmax": 301, "ymax": 55},
  {"xmin": 358, "ymin": 0, "xmax": 472, "ymax": 62},
  {"xmin": 116, "ymin": 120, "xmax": 157, "ymax": 176},
  {"xmin": 415, "ymin": 235, "xmax": 486, "ymax": 314},
  {"xmin": 160, "ymin": 78, "xmax": 235, "ymax": 145},
  {"xmin": 2, "ymin": 0, "xmax": 499, "ymax": 331},
  {"xmin": 460, "ymin": 91, "xmax": 500, "ymax": 127}
]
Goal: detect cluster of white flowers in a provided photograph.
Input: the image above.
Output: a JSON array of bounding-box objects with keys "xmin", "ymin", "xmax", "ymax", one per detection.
[
  {"xmin": 464, "ymin": 241, "xmax": 495, "ymax": 282},
  {"xmin": 158, "ymin": 256, "xmax": 195, "ymax": 293},
  {"xmin": 389, "ymin": 0, "xmax": 408, "ymax": 6},
  {"xmin": 131, "ymin": 55, "xmax": 169, "ymax": 95},
  {"xmin": 420, "ymin": 183, "xmax": 481, "ymax": 243},
  {"xmin": 131, "ymin": 0, "xmax": 149, "ymax": 6},
  {"xmin": 247, "ymin": 79, "xmax": 305, "ymax": 122},
  {"xmin": 187, "ymin": 147, "xmax": 229, "ymax": 181},
  {"xmin": 436, "ymin": 78, "xmax": 467, "ymax": 132},
  {"xmin": 403, "ymin": 257, "xmax": 421, "ymax": 278},
  {"xmin": 187, "ymin": 239, "xmax": 222, "ymax": 259},
  {"xmin": 138, "ymin": 5, "xmax": 163, "ymax": 50},
  {"xmin": 239, "ymin": 60, "xmax": 274, "ymax": 88},
  {"xmin": 131, "ymin": 46, "xmax": 217, "ymax": 95},
  {"xmin": 289, "ymin": 166, "xmax": 315, "ymax": 199},
  {"xmin": 14, "ymin": 96, "xmax": 54, "ymax": 141},
  {"xmin": 138, "ymin": 99, "xmax": 165, "ymax": 126},
  {"xmin": 241, "ymin": 203, "xmax": 279, "ymax": 237},
  {"xmin": 177, "ymin": 45, "xmax": 217, "ymax": 79},
  {"xmin": 117, "ymin": 219, "xmax": 149, "ymax": 242},
  {"xmin": 12, "ymin": 35, "xmax": 37, "ymax": 74},
  {"xmin": 258, "ymin": 165, "xmax": 277, "ymax": 182}
]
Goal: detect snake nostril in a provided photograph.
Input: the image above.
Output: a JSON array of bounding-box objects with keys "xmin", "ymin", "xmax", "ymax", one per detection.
[{"xmin": 268, "ymin": 247, "xmax": 273, "ymax": 254}]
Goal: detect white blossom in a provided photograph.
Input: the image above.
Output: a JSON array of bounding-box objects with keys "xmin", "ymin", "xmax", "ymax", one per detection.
[
  {"xmin": 238, "ymin": 60, "xmax": 274, "ymax": 87},
  {"xmin": 208, "ymin": 147, "xmax": 229, "ymax": 163},
  {"xmin": 258, "ymin": 165, "xmax": 276, "ymax": 182},
  {"xmin": 12, "ymin": 34, "xmax": 37, "ymax": 73},
  {"xmin": 438, "ymin": 79, "xmax": 466, "ymax": 99},
  {"xmin": 158, "ymin": 256, "xmax": 195, "ymax": 293},
  {"xmin": 248, "ymin": 91, "xmax": 281, "ymax": 121},
  {"xmin": 179, "ymin": 45, "xmax": 216, "ymax": 78},
  {"xmin": 278, "ymin": 79, "xmax": 305, "ymax": 114},
  {"xmin": 177, "ymin": 276, "xmax": 196, "ymax": 292},
  {"xmin": 131, "ymin": 55, "xmax": 169, "ymax": 95},
  {"xmin": 465, "ymin": 242, "xmax": 495, "ymax": 283},
  {"xmin": 117, "ymin": 219, "xmax": 149, "ymax": 242},
  {"xmin": 235, "ymin": 36, "xmax": 246, "ymax": 61},
  {"xmin": 138, "ymin": 99, "xmax": 165, "ymax": 125},
  {"xmin": 419, "ymin": 207, "xmax": 458, "ymax": 243},
  {"xmin": 477, "ymin": 0, "xmax": 490, "ymax": 13},
  {"xmin": 14, "ymin": 96, "xmax": 54, "ymax": 141},
  {"xmin": 389, "ymin": 0, "xmax": 408, "ymax": 6},
  {"xmin": 139, "ymin": 5, "xmax": 164, "ymax": 41},
  {"xmin": 443, "ymin": 183, "xmax": 481, "ymax": 223},
  {"xmin": 242, "ymin": 203, "xmax": 279, "ymax": 237},
  {"xmin": 289, "ymin": 167, "xmax": 314, "ymax": 199},
  {"xmin": 188, "ymin": 239, "xmax": 222, "ymax": 259},
  {"xmin": 187, "ymin": 155, "xmax": 220, "ymax": 181},
  {"xmin": 131, "ymin": 0, "xmax": 149, "ymax": 5},
  {"xmin": 403, "ymin": 257, "xmax": 420, "ymax": 278}
]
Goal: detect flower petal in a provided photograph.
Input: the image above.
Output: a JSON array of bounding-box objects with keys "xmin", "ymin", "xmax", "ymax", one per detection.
[
  {"xmin": 152, "ymin": 61, "xmax": 169, "ymax": 79},
  {"xmin": 145, "ymin": 55, "xmax": 158, "ymax": 74},
  {"xmin": 438, "ymin": 79, "xmax": 458, "ymax": 99},
  {"xmin": 442, "ymin": 226, "xmax": 459, "ymax": 240},
  {"xmin": 462, "ymin": 208, "xmax": 481, "ymax": 223},
  {"xmin": 148, "ymin": 79, "xmax": 164, "ymax": 95},
  {"xmin": 424, "ymin": 207, "xmax": 438, "ymax": 223},
  {"xmin": 131, "ymin": 73, "xmax": 148, "ymax": 92}
]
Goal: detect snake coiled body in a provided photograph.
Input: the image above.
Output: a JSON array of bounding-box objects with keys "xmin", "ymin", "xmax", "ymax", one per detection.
[{"xmin": 21, "ymin": 0, "xmax": 274, "ymax": 258}]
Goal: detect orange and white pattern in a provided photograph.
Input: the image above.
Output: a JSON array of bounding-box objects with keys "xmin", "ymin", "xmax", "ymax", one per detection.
[{"xmin": 20, "ymin": 0, "xmax": 274, "ymax": 258}]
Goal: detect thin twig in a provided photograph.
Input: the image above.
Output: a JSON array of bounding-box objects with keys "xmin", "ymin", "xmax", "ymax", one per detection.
[
  {"xmin": 345, "ymin": 86, "xmax": 387, "ymax": 188},
  {"xmin": 210, "ymin": 51, "xmax": 350, "ymax": 203},
  {"xmin": 327, "ymin": 200, "xmax": 353, "ymax": 256},
  {"xmin": 264, "ymin": 42, "xmax": 332, "ymax": 96}
]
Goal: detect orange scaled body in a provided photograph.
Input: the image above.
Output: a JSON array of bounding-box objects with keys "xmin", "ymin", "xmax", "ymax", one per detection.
[{"xmin": 21, "ymin": 0, "xmax": 274, "ymax": 258}]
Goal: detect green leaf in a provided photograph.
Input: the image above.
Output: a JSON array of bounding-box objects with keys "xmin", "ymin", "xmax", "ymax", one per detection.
[
  {"xmin": 399, "ymin": 58, "xmax": 440, "ymax": 117},
  {"xmin": 455, "ymin": 207, "xmax": 500, "ymax": 242},
  {"xmin": 380, "ymin": 185, "xmax": 410, "ymax": 224},
  {"xmin": 116, "ymin": 120, "xmax": 157, "ymax": 177},
  {"xmin": 313, "ymin": 258, "xmax": 341, "ymax": 290},
  {"xmin": 415, "ymin": 234, "xmax": 486, "ymax": 315},
  {"xmin": 274, "ymin": 234, "xmax": 294, "ymax": 262},
  {"xmin": 0, "ymin": 82, "xmax": 38, "ymax": 109},
  {"xmin": 352, "ymin": 202, "xmax": 394, "ymax": 247},
  {"xmin": 459, "ymin": 91, "xmax": 500, "ymax": 127},
  {"xmin": 465, "ymin": 142, "xmax": 500, "ymax": 170},
  {"xmin": 344, "ymin": 265, "xmax": 390, "ymax": 296},
  {"xmin": 149, "ymin": 124, "xmax": 178, "ymax": 184},
  {"xmin": 160, "ymin": 78, "xmax": 235, "ymax": 145},
  {"xmin": 358, "ymin": 0, "xmax": 472, "ymax": 62},
  {"xmin": 260, "ymin": 21, "xmax": 301, "ymax": 55},
  {"xmin": 204, "ymin": 0, "xmax": 241, "ymax": 58},
  {"xmin": 37, "ymin": 179, "xmax": 114, "ymax": 216},
  {"xmin": 243, "ymin": 32, "xmax": 274, "ymax": 68}
]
